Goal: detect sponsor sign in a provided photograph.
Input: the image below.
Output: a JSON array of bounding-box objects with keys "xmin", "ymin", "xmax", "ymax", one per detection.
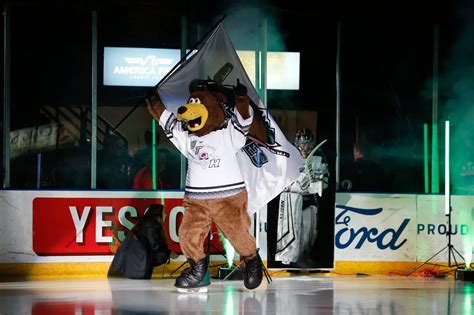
[
  {"xmin": 335, "ymin": 194, "xmax": 474, "ymax": 263},
  {"xmin": 32, "ymin": 197, "xmax": 224, "ymax": 256},
  {"xmin": 103, "ymin": 47, "xmax": 181, "ymax": 87},
  {"xmin": 335, "ymin": 194, "xmax": 416, "ymax": 261},
  {"xmin": 2, "ymin": 190, "xmax": 471, "ymax": 266},
  {"xmin": 103, "ymin": 47, "xmax": 300, "ymax": 89}
]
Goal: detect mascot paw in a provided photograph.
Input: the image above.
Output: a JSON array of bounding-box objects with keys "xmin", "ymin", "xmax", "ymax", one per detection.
[{"xmin": 146, "ymin": 93, "xmax": 165, "ymax": 121}]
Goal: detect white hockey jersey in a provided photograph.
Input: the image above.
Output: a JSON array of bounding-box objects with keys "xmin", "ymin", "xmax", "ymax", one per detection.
[{"xmin": 159, "ymin": 106, "xmax": 253, "ymax": 199}]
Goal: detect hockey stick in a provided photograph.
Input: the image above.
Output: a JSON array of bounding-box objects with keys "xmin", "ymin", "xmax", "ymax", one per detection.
[{"xmin": 305, "ymin": 139, "xmax": 327, "ymax": 165}]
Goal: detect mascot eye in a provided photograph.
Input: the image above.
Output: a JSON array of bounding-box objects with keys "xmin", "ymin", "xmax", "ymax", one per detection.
[{"xmin": 187, "ymin": 97, "xmax": 201, "ymax": 104}]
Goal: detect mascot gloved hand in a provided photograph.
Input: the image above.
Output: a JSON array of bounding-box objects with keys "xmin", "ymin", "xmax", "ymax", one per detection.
[{"xmin": 146, "ymin": 80, "xmax": 263, "ymax": 291}]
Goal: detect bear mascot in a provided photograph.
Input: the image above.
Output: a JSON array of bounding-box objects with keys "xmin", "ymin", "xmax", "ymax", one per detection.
[{"xmin": 146, "ymin": 79, "xmax": 268, "ymax": 291}]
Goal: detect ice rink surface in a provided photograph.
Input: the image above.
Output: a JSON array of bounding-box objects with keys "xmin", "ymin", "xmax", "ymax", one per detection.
[{"xmin": 0, "ymin": 275, "xmax": 473, "ymax": 314}]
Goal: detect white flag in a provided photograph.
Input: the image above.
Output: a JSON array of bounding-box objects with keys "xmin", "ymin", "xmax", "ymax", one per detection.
[{"xmin": 156, "ymin": 21, "xmax": 302, "ymax": 214}]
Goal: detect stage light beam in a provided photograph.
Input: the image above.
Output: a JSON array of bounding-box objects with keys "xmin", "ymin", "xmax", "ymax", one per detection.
[
  {"xmin": 224, "ymin": 238, "xmax": 235, "ymax": 268},
  {"xmin": 445, "ymin": 120, "xmax": 450, "ymax": 215},
  {"xmin": 424, "ymin": 123, "xmax": 429, "ymax": 193},
  {"xmin": 218, "ymin": 231, "xmax": 235, "ymax": 268}
]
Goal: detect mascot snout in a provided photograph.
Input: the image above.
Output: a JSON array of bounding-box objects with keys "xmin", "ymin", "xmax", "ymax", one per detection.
[{"xmin": 177, "ymin": 101, "xmax": 209, "ymax": 132}]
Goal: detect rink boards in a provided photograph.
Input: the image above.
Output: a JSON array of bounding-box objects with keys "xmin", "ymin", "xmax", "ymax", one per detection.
[
  {"xmin": 0, "ymin": 190, "xmax": 473, "ymax": 277},
  {"xmin": 335, "ymin": 193, "xmax": 473, "ymax": 275}
]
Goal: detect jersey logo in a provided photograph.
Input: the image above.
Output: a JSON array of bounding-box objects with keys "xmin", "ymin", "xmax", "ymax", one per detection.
[
  {"xmin": 242, "ymin": 141, "xmax": 268, "ymax": 168},
  {"xmin": 191, "ymin": 140, "xmax": 209, "ymax": 160},
  {"xmin": 199, "ymin": 151, "xmax": 209, "ymax": 160},
  {"xmin": 208, "ymin": 159, "xmax": 221, "ymax": 168},
  {"xmin": 195, "ymin": 146, "xmax": 208, "ymax": 160}
]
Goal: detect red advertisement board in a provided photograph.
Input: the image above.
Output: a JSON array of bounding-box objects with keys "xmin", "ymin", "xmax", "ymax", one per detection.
[{"xmin": 32, "ymin": 197, "xmax": 224, "ymax": 255}]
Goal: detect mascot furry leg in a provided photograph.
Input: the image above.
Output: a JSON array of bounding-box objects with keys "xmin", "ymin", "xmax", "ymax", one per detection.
[{"xmin": 177, "ymin": 191, "xmax": 262, "ymax": 290}]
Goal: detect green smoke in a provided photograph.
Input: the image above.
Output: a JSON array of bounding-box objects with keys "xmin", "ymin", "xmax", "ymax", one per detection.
[
  {"xmin": 223, "ymin": 4, "xmax": 300, "ymax": 110},
  {"xmin": 440, "ymin": 4, "xmax": 474, "ymax": 266},
  {"xmin": 222, "ymin": 4, "xmax": 286, "ymax": 52},
  {"xmin": 441, "ymin": 21, "xmax": 474, "ymax": 196}
]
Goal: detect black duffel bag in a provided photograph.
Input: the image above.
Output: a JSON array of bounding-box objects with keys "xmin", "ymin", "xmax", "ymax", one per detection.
[{"xmin": 110, "ymin": 232, "xmax": 154, "ymax": 279}]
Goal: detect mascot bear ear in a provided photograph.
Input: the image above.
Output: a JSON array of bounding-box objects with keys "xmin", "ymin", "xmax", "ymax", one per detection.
[
  {"xmin": 188, "ymin": 79, "xmax": 203, "ymax": 92},
  {"xmin": 233, "ymin": 79, "xmax": 248, "ymax": 97},
  {"xmin": 189, "ymin": 79, "xmax": 219, "ymax": 93}
]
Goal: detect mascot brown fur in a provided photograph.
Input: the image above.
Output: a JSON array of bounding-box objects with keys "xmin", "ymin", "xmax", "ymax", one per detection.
[{"xmin": 147, "ymin": 82, "xmax": 265, "ymax": 291}]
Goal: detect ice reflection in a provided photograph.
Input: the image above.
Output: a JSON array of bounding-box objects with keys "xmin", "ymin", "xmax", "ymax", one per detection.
[{"xmin": 0, "ymin": 276, "xmax": 473, "ymax": 314}]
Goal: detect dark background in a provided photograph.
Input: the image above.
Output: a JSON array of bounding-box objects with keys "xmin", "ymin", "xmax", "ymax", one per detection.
[
  {"xmin": 2, "ymin": 0, "xmax": 465, "ymax": 166},
  {"xmin": 1, "ymin": 1, "xmax": 464, "ymax": 141}
]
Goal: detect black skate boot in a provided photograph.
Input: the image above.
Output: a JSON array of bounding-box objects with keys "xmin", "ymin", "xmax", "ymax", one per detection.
[
  {"xmin": 243, "ymin": 254, "xmax": 263, "ymax": 290},
  {"xmin": 175, "ymin": 258, "xmax": 210, "ymax": 292}
]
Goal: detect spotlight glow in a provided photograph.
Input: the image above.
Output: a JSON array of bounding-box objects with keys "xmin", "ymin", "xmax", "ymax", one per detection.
[
  {"xmin": 445, "ymin": 121, "xmax": 450, "ymax": 215},
  {"xmin": 225, "ymin": 286, "xmax": 235, "ymax": 315},
  {"xmin": 219, "ymin": 231, "xmax": 235, "ymax": 268},
  {"xmin": 464, "ymin": 244, "xmax": 472, "ymax": 270},
  {"xmin": 463, "ymin": 286, "xmax": 472, "ymax": 313},
  {"xmin": 224, "ymin": 238, "xmax": 235, "ymax": 268},
  {"xmin": 424, "ymin": 123, "xmax": 429, "ymax": 193}
]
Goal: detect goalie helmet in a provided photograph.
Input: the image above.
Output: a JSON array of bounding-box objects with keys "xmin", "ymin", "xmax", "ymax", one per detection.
[{"xmin": 294, "ymin": 128, "xmax": 315, "ymax": 158}]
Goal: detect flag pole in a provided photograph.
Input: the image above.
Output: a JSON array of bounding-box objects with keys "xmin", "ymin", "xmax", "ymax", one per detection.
[
  {"xmin": 111, "ymin": 15, "xmax": 227, "ymax": 133},
  {"xmin": 255, "ymin": 17, "xmax": 268, "ymax": 253}
]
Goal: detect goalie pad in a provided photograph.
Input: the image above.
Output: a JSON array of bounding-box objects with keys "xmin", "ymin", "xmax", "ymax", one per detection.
[{"xmin": 275, "ymin": 192, "xmax": 302, "ymax": 264}]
